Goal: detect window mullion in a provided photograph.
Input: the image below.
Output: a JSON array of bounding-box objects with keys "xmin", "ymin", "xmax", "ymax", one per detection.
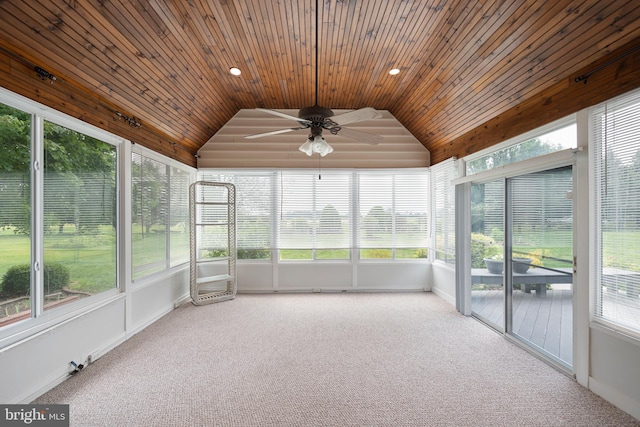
[
  {"xmin": 32, "ymin": 114, "xmax": 44, "ymax": 318},
  {"xmin": 352, "ymin": 171, "xmax": 359, "ymax": 260}
]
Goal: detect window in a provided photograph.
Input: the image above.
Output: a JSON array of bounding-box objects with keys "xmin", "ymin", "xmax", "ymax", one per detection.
[
  {"xmin": 431, "ymin": 159, "xmax": 457, "ymax": 264},
  {"xmin": 359, "ymin": 171, "xmax": 429, "ymax": 259},
  {"xmin": 0, "ymin": 93, "xmax": 120, "ymax": 329},
  {"xmin": 200, "ymin": 171, "xmax": 273, "ymax": 260},
  {"xmin": 169, "ymin": 166, "xmax": 191, "ymax": 266},
  {"xmin": 0, "ymin": 102, "xmax": 32, "ymax": 326},
  {"xmin": 591, "ymin": 89, "xmax": 640, "ymax": 334},
  {"xmin": 279, "ymin": 171, "xmax": 352, "ymax": 260},
  {"xmin": 132, "ymin": 148, "xmax": 192, "ymax": 280},
  {"xmin": 43, "ymin": 120, "xmax": 118, "ymax": 304},
  {"xmin": 466, "ymin": 122, "xmax": 577, "ymax": 175},
  {"xmin": 198, "ymin": 169, "xmax": 428, "ymax": 261}
]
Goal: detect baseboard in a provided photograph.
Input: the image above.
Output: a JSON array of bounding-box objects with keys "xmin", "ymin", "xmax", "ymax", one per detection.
[
  {"xmin": 589, "ymin": 376, "xmax": 640, "ymax": 421},
  {"xmin": 173, "ymin": 293, "xmax": 191, "ymax": 308},
  {"xmin": 238, "ymin": 288, "xmax": 426, "ymax": 294},
  {"xmin": 431, "ymin": 287, "xmax": 455, "ymax": 306},
  {"xmin": 18, "ymin": 373, "xmax": 71, "ymax": 404},
  {"xmin": 18, "ymin": 331, "xmax": 128, "ymax": 404}
]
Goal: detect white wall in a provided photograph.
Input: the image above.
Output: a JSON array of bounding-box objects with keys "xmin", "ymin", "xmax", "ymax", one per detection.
[
  {"xmin": 198, "ymin": 109, "xmax": 430, "ymax": 169},
  {"xmin": 430, "ymin": 262, "xmax": 456, "ymax": 305},
  {"xmin": 0, "ymin": 267, "xmax": 189, "ymax": 404},
  {"xmin": 237, "ymin": 262, "xmax": 430, "ymax": 293},
  {"xmin": 589, "ymin": 327, "xmax": 640, "ymax": 419}
]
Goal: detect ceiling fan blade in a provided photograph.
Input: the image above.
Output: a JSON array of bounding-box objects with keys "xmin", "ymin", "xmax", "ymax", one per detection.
[
  {"xmin": 331, "ymin": 107, "xmax": 382, "ymax": 125},
  {"xmin": 255, "ymin": 108, "xmax": 311, "ymax": 124},
  {"xmin": 335, "ymin": 127, "xmax": 383, "ymax": 145},
  {"xmin": 245, "ymin": 127, "xmax": 306, "ymax": 139}
]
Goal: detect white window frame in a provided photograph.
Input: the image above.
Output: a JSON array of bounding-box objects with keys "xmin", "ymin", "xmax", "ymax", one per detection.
[
  {"xmin": 198, "ymin": 168, "xmax": 430, "ymax": 262},
  {"xmin": 0, "ymin": 87, "xmax": 125, "ymax": 345},
  {"xmin": 131, "ymin": 144, "xmax": 196, "ymax": 282},
  {"xmin": 589, "ymin": 87, "xmax": 640, "ymax": 340},
  {"xmin": 430, "ymin": 158, "xmax": 458, "ymax": 265}
]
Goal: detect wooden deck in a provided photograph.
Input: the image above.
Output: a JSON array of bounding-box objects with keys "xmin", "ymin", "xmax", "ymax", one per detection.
[
  {"xmin": 471, "ymin": 287, "xmax": 573, "ymax": 365},
  {"xmin": 472, "ymin": 285, "xmax": 640, "ymax": 367}
]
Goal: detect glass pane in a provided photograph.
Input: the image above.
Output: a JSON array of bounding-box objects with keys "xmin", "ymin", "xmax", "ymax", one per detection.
[
  {"xmin": 471, "ymin": 180, "xmax": 505, "ymax": 331},
  {"xmin": 132, "ymin": 154, "xmax": 168, "ymax": 279},
  {"xmin": 592, "ymin": 94, "xmax": 640, "ymax": 332},
  {"xmin": 359, "ymin": 172, "xmax": 429, "ymax": 259},
  {"xmin": 43, "ymin": 120, "xmax": 117, "ymax": 311},
  {"xmin": 509, "ymin": 167, "xmax": 573, "ymax": 367},
  {"xmin": 279, "ymin": 172, "xmax": 351, "ymax": 259},
  {"xmin": 279, "ymin": 173, "xmax": 313, "ymax": 250},
  {"xmin": 200, "ymin": 173, "xmax": 273, "ymax": 261},
  {"xmin": 360, "ymin": 248, "xmax": 392, "ymax": 259},
  {"xmin": 432, "ymin": 161, "xmax": 456, "ymax": 264},
  {"xmin": 169, "ymin": 166, "xmax": 190, "ymax": 266},
  {"xmin": 316, "ymin": 249, "xmax": 350, "ymax": 260},
  {"xmin": 360, "ymin": 175, "xmax": 392, "ymax": 248},
  {"xmin": 0, "ymin": 103, "xmax": 32, "ymax": 327},
  {"xmin": 396, "ymin": 248, "xmax": 429, "ymax": 259},
  {"xmin": 466, "ymin": 124, "xmax": 577, "ymax": 175},
  {"xmin": 279, "ymin": 249, "xmax": 311, "ymax": 260}
]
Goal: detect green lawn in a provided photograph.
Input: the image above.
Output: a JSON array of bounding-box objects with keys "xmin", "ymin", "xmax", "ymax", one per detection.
[
  {"xmin": 0, "ymin": 227, "xmax": 116, "ymax": 294},
  {"xmin": 0, "ymin": 232, "xmax": 30, "ymax": 277},
  {"xmin": 3, "ymin": 226, "xmax": 639, "ymax": 295}
]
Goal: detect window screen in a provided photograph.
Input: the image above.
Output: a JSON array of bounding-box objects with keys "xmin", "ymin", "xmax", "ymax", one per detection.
[
  {"xmin": 200, "ymin": 171, "xmax": 273, "ymax": 260},
  {"xmin": 591, "ymin": 89, "xmax": 640, "ymax": 334},
  {"xmin": 431, "ymin": 159, "xmax": 457, "ymax": 264},
  {"xmin": 359, "ymin": 171, "xmax": 429, "ymax": 259},
  {"xmin": 279, "ymin": 171, "xmax": 352, "ymax": 260}
]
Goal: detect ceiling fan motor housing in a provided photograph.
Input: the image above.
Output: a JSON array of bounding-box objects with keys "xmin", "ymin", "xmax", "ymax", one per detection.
[
  {"xmin": 298, "ymin": 105, "xmax": 334, "ymax": 120},
  {"xmin": 298, "ymin": 105, "xmax": 336, "ymax": 136}
]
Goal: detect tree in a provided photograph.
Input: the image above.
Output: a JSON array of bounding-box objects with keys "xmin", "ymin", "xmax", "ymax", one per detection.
[
  {"xmin": 0, "ymin": 103, "xmax": 117, "ymax": 234},
  {"xmin": 0, "ymin": 105, "xmax": 32, "ymax": 234},
  {"xmin": 318, "ymin": 204, "xmax": 342, "ymax": 234},
  {"xmin": 363, "ymin": 205, "xmax": 392, "ymax": 238},
  {"xmin": 466, "ymin": 137, "xmax": 563, "ymax": 174},
  {"xmin": 131, "ymin": 157, "xmax": 168, "ymax": 235}
]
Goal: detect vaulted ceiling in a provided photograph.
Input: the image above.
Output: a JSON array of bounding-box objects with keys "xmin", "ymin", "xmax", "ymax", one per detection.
[{"xmin": 1, "ymin": 1, "xmax": 640, "ymax": 166}]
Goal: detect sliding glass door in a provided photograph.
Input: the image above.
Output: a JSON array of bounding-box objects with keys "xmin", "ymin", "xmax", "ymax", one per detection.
[
  {"xmin": 469, "ymin": 166, "xmax": 574, "ymax": 368},
  {"xmin": 506, "ymin": 166, "xmax": 573, "ymax": 367},
  {"xmin": 471, "ymin": 180, "xmax": 505, "ymax": 331}
]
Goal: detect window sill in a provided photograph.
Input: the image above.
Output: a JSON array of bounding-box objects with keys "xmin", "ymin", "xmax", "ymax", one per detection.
[
  {"xmin": 590, "ymin": 319, "xmax": 640, "ymax": 347},
  {"xmin": 0, "ymin": 290, "xmax": 124, "ymax": 350}
]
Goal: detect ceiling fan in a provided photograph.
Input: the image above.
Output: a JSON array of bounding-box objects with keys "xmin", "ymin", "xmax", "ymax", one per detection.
[
  {"xmin": 245, "ymin": 106, "xmax": 383, "ymax": 156},
  {"xmin": 244, "ymin": 0, "xmax": 383, "ymax": 157}
]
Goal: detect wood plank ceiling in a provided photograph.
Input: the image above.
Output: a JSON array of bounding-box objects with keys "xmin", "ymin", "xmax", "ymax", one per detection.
[{"xmin": 1, "ymin": 0, "xmax": 640, "ymax": 166}]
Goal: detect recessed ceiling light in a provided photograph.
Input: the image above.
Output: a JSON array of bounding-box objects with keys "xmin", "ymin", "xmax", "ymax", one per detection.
[
  {"xmin": 229, "ymin": 67, "xmax": 242, "ymax": 76},
  {"xmin": 389, "ymin": 68, "xmax": 400, "ymax": 75}
]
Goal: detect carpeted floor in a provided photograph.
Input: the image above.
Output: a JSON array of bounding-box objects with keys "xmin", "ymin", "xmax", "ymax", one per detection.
[{"xmin": 34, "ymin": 293, "xmax": 640, "ymax": 426}]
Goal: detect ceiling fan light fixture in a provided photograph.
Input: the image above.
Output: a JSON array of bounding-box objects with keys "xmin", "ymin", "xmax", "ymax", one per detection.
[
  {"xmin": 314, "ymin": 135, "xmax": 333, "ymax": 157},
  {"xmin": 299, "ymin": 135, "xmax": 333, "ymax": 157},
  {"xmin": 229, "ymin": 67, "xmax": 242, "ymax": 76},
  {"xmin": 299, "ymin": 138, "xmax": 314, "ymax": 156},
  {"xmin": 389, "ymin": 68, "xmax": 400, "ymax": 75}
]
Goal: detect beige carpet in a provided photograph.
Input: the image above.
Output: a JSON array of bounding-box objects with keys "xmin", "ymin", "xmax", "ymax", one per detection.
[{"xmin": 34, "ymin": 293, "xmax": 639, "ymax": 426}]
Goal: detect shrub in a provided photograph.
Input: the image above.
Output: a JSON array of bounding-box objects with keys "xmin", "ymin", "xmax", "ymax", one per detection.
[
  {"xmin": 1, "ymin": 263, "xmax": 70, "ymax": 298},
  {"xmin": 206, "ymin": 248, "xmax": 271, "ymax": 259},
  {"xmin": 1, "ymin": 264, "xmax": 30, "ymax": 298},
  {"xmin": 44, "ymin": 263, "xmax": 70, "ymax": 294},
  {"xmin": 415, "ymin": 249, "xmax": 428, "ymax": 258},
  {"xmin": 238, "ymin": 248, "xmax": 270, "ymax": 259},
  {"xmin": 471, "ymin": 233, "xmax": 501, "ymax": 268}
]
